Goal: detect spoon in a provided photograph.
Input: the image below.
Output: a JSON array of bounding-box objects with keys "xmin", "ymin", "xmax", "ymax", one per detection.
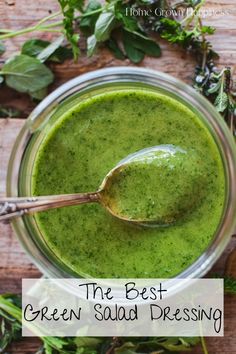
[{"xmin": 0, "ymin": 145, "xmax": 203, "ymax": 225}]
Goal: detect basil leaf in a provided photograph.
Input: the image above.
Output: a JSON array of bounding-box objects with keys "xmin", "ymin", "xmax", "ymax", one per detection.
[
  {"xmin": 0, "ymin": 41, "xmax": 5, "ymax": 56},
  {"xmin": 87, "ymin": 34, "xmax": 97, "ymax": 57},
  {"xmin": 1, "ymin": 55, "xmax": 54, "ymax": 94},
  {"xmin": 37, "ymin": 36, "xmax": 64, "ymax": 62},
  {"xmin": 21, "ymin": 39, "xmax": 72, "ymax": 63},
  {"xmin": 30, "ymin": 87, "xmax": 48, "ymax": 101},
  {"xmin": 125, "ymin": 31, "xmax": 161, "ymax": 57},
  {"xmin": 21, "ymin": 39, "xmax": 49, "ymax": 57},
  {"xmin": 95, "ymin": 11, "xmax": 116, "ymax": 42},
  {"xmin": 80, "ymin": 0, "xmax": 102, "ymax": 34},
  {"xmin": 107, "ymin": 38, "xmax": 125, "ymax": 60},
  {"xmin": 123, "ymin": 33, "xmax": 145, "ymax": 63}
]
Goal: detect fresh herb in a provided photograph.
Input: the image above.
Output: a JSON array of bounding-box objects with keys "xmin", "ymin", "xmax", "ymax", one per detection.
[
  {"xmin": 0, "ymin": 294, "xmax": 201, "ymax": 353},
  {"xmin": 223, "ymin": 275, "xmax": 236, "ymax": 295},
  {"xmin": 58, "ymin": 0, "xmax": 82, "ymax": 60},
  {"xmin": 0, "ymin": 294, "xmax": 21, "ymax": 352},
  {"xmin": 0, "ymin": 54, "xmax": 54, "ymax": 98},
  {"xmin": 0, "ymin": 0, "xmax": 235, "ymax": 134},
  {"xmin": 21, "ymin": 38, "xmax": 72, "ymax": 63}
]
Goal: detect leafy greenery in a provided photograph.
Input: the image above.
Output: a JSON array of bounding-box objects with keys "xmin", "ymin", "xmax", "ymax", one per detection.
[
  {"xmin": 0, "ymin": 55, "xmax": 54, "ymax": 97},
  {"xmin": 22, "ymin": 37, "xmax": 72, "ymax": 63},
  {"xmin": 223, "ymin": 276, "xmax": 236, "ymax": 295},
  {"xmin": 0, "ymin": 0, "xmax": 235, "ymax": 132},
  {"xmin": 0, "ymin": 293, "xmax": 201, "ymax": 353},
  {"xmin": 0, "ymin": 294, "xmax": 21, "ymax": 352},
  {"xmin": 58, "ymin": 0, "xmax": 83, "ymax": 60}
]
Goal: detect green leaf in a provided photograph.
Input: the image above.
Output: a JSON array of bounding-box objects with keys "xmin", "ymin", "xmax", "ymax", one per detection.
[
  {"xmin": 123, "ymin": 35, "xmax": 145, "ymax": 63},
  {"xmin": 22, "ymin": 39, "xmax": 50, "ymax": 57},
  {"xmin": 87, "ymin": 34, "xmax": 97, "ymax": 56},
  {"xmin": 214, "ymin": 91, "xmax": 228, "ymax": 112},
  {"xmin": 0, "ymin": 41, "xmax": 5, "ymax": 55},
  {"xmin": 80, "ymin": 0, "xmax": 102, "ymax": 34},
  {"xmin": 21, "ymin": 39, "xmax": 72, "ymax": 63},
  {"xmin": 114, "ymin": 2, "xmax": 139, "ymax": 33},
  {"xmin": 30, "ymin": 87, "xmax": 48, "ymax": 101},
  {"xmin": 1, "ymin": 54, "xmax": 54, "ymax": 94},
  {"xmin": 107, "ymin": 38, "xmax": 125, "ymax": 60},
  {"xmin": 123, "ymin": 31, "xmax": 160, "ymax": 63},
  {"xmin": 0, "ymin": 75, "xmax": 4, "ymax": 84},
  {"xmin": 128, "ymin": 32, "xmax": 161, "ymax": 57},
  {"xmin": 201, "ymin": 26, "xmax": 215, "ymax": 35},
  {"xmin": 95, "ymin": 11, "xmax": 117, "ymax": 42},
  {"xmin": 37, "ymin": 36, "xmax": 64, "ymax": 62},
  {"xmin": 224, "ymin": 276, "xmax": 236, "ymax": 294},
  {"xmin": 75, "ymin": 337, "xmax": 102, "ymax": 348},
  {"xmin": 44, "ymin": 336, "xmax": 68, "ymax": 349}
]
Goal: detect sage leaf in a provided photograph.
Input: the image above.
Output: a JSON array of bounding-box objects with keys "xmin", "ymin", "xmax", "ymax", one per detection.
[
  {"xmin": 37, "ymin": 36, "xmax": 64, "ymax": 62},
  {"xmin": 87, "ymin": 34, "xmax": 97, "ymax": 57},
  {"xmin": 95, "ymin": 11, "xmax": 116, "ymax": 42},
  {"xmin": 1, "ymin": 54, "xmax": 54, "ymax": 94}
]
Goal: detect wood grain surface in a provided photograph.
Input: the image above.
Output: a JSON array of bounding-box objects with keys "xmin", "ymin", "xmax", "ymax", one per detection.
[{"xmin": 0, "ymin": 0, "xmax": 236, "ymax": 352}]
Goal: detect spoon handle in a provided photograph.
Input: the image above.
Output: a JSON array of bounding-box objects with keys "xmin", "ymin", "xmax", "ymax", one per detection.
[{"xmin": 0, "ymin": 192, "xmax": 99, "ymax": 222}]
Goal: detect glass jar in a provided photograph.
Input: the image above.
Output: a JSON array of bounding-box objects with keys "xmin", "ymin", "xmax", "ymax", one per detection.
[{"xmin": 7, "ymin": 67, "xmax": 236, "ymax": 279}]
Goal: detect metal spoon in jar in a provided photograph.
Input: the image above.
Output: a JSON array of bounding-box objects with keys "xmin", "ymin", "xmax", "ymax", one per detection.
[{"xmin": 0, "ymin": 145, "xmax": 203, "ymax": 226}]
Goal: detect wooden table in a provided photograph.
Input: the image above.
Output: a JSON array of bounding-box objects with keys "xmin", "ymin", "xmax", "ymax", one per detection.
[{"xmin": 0, "ymin": 0, "xmax": 236, "ymax": 353}]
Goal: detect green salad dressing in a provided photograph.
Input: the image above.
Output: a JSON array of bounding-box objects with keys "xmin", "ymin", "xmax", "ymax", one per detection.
[
  {"xmin": 32, "ymin": 90, "xmax": 225, "ymax": 278},
  {"xmin": 102, "ymin": 145, "xmax": 206, "ymax": 225}
]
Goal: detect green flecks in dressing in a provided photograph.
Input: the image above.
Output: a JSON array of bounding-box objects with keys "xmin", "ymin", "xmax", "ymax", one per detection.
[
  {"xmin": 32, "ymin": 90, "xmax": 225, "ymax": 278},
  {"xmin": 102, "ymin": 145, "xmax": 207, "ymax": 225}
]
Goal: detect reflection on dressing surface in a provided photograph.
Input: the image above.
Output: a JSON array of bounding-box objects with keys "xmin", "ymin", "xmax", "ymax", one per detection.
[{"xmin": 102, "ymin": 145, "xmax": 206, "ymax": 226}]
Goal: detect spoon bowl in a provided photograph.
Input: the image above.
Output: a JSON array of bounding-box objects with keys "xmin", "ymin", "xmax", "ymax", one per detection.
[{"xmin": 100, "ymin": 145, "xmax": 205, "ymax": 226}]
